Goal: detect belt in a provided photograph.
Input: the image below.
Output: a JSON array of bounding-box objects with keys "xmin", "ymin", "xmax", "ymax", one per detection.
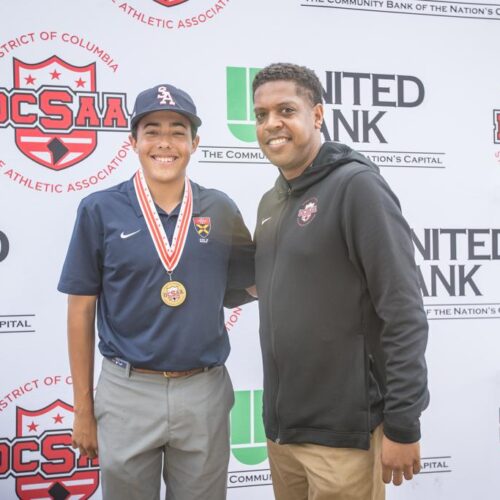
[
  {"xmin": 133, "ymin": 366, "xmax": 207, "ymax": 378},
  {"xmin": 109, "ymin": 357, "xmax": 209, "ymax": 379}
]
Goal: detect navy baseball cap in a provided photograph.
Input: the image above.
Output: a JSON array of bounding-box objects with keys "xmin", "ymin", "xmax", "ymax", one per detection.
[{"xmin": 131, "ymin": 84, "xmax": 202, "ymax": 129}]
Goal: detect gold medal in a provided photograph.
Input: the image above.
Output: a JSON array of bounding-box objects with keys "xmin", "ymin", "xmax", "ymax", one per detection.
[
  {"xmin": 134, "ymin": 171, "xmax": 193, "ymax": 309},
  {"xmin": 161, "ymin": 281, "xmax": 187, "ymax": 307}
]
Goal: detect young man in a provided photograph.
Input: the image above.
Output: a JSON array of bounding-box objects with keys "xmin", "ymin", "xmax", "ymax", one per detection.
[
  {"xmin": 58, "ymin": 84, "xmax": 255, "ymax": 500},
  {"xmin": 252, "ymin": 63, "xmax": 429, "ymax": 499}
]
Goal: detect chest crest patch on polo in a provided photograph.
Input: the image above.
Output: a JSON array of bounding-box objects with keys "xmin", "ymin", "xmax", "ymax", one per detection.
[
  {"xmin": 193, "ymin": 217, "xmax": 211, "ymax": 243},
  {"xmin": 297, "ymin": 198, "xmax": 318, "ymax": 226}
]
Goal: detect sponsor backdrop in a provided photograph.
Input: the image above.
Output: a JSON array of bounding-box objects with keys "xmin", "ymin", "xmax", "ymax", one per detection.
[{"xmin": 0, "ymin": 0, "xmax": 499, "ymax": 498}]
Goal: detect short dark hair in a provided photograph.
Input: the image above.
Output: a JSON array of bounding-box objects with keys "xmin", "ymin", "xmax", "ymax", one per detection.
[
  {"xmin": 130, "ymin": 120, "xmax": 198, "ymax": 141},
  {"xmin": 252, "ymin": 63, "xmax": 323, "ymax": 106}
]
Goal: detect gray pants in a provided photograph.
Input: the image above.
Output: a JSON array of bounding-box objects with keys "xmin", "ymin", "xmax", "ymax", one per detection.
[{"xmin": 94, "ymin": 358, "xmax": 234, "ymax": 500}]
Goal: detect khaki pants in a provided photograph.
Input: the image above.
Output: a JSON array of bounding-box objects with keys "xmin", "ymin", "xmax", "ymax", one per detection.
[{"xmin": 267, "ymin": 425, "xmax": 385, "ymax": 500}]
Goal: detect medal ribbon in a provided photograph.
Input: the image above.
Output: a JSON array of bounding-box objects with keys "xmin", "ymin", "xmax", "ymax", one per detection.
[{"xmin": 133, "ymin": 169, "xmax": 193, "ymax": 275}]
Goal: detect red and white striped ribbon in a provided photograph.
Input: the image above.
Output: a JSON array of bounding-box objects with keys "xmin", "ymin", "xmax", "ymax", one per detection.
[{"xmin": 133, "ymin": 169, "xmax": 193, "ymax": 274}]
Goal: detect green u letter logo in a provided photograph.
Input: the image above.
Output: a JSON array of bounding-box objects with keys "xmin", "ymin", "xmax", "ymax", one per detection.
[
  {"xmin": 230, "ymin": 390, "xmax": 268, "ymax": 465},
  {"xmin": 226, "ymin": 67, "xmax": 261, "ymax": 142}
]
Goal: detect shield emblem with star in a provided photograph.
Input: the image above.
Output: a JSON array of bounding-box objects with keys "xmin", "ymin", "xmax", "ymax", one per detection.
[
  {"xmin": 15, "ymin": 399, "xmax": 99, "ymax": 500},
  {"xmin": 14, "ymin": 56, "xmax": 97, "ymax": 171},
  {"xmin": 154, "ymin": 0, "xmax": 188, "ymax": 6}
]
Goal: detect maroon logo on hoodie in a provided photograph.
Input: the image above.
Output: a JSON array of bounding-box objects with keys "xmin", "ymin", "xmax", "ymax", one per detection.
[
  {"xmin": 494, "ymin": 109, "xmax": 500, "ymax": 143},
  {"xmin": 297, "ymin": 198, "xmax": 318, "ymax": 226}
]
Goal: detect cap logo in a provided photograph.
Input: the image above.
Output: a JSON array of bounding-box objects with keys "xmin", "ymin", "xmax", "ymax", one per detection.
[{"xmin": 157, "ymin": 86, "xmax": 176, "ymax": 105}]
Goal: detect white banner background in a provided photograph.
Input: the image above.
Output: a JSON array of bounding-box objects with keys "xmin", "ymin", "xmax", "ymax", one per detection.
[{"xmin": 1, "ymin": 0, "xmax": 499, "ymax": 498}]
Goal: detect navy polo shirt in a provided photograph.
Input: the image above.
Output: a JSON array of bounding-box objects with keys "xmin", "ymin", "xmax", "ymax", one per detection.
[{"xmin": 58, "ymin": 177, "xmax": 255, "ymax": 370}]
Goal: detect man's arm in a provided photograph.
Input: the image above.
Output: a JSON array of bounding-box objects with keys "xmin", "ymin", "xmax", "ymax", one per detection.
[
  {"xmin": 381, "ymin": 436, "xmax": 421, "ymax": 485},
  {"xmin": 67, "ymin": 294, "xmax": 98, "ymax": 459},
  {"xmin": 342, "ymin": 170, "xmax": 429, "ymax": 485},
  {"xmin": 223, "ymin": 206, "xmax": 256, "ymax": 308}
]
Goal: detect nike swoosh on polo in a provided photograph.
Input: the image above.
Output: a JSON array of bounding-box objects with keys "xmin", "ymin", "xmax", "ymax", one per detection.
[
  {"xmin": 261, "ymin": 217, "xmax": 272, "ymax": 225},
  {"xmin": 120, "ymin": 230, "xmax": 141, "ymax": 239}
]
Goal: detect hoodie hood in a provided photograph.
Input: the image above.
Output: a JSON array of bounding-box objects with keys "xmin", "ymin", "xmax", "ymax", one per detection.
[{"xmin": 274, "ymin": 141, "xmax": 379, "ymax": 196}]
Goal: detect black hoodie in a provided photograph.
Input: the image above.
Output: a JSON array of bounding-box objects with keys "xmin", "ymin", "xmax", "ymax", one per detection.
[{"xmin": 255, "ymin": 141, "xmax": 429, "ymax": 450}]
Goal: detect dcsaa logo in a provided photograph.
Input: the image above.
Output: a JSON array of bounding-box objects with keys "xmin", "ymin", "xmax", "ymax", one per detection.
[
  {"xmin": 0, "ymin": 55, "xmax": 129, "ymax": 171},
  {"xmin": 0, "ymin": 400, "xmax": 99, "ymax": 499}
]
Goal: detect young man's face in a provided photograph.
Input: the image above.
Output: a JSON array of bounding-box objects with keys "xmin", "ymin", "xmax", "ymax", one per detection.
[
  {"xmin": 129, "ymin": 110, "xmax": 199, "ymax": 188},
  {"xmin": 253, "ymin": 80, "xmax": 323, "ymax": 180}
]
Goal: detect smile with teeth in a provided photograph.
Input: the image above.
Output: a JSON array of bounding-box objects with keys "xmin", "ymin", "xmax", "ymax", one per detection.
[
  {"xmin": 152, "ymin": 155, "xmax": 176, "ymax": 163},
  {"xmin": 268, "ymin": 137, "xmax": 289, "ymax": 146}
]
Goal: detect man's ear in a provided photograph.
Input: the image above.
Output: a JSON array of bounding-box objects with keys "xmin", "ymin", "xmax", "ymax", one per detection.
[
  {"xmin": 191, "ymin": 134, "xmax": 200, "ymax": 153},
  {"xmin": 313, "ymin": 103, "xmax": 324, "ymax": 130},
  {"xmin": 129, "ymin": 134, "xmax": 137, "ymax": 152}
]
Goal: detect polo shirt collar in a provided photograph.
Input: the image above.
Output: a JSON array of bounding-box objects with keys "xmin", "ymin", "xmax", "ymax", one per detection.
[{"xmin": 126, "ymin": 175, "xmax": 201, "ymax": 218}]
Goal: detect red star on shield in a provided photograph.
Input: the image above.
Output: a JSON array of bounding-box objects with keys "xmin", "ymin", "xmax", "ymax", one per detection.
[
  {"xmin": 50, "ymin": 69, "xmax": 61, "ymax": 80},
  {"xmin": 27, "ymin": 420, "xmax": 39, "ymax": 432},
  {"xmin": 53, "ymin": 413, "xmax": 65, "ymax": 424},
  {"xmin": 24, "ymin": 74, "xmax": 36, "ymax": 85}
]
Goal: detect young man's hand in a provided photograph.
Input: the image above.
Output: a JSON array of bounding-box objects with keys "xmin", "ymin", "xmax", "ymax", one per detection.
[
  {"xmin": 67, "ymin": 294, "xmax": 99, "ymax": 459},
  {"xmin": 381, "ymin": 435, "xmax": 421, "ymax": 485},
  {"xmin": 72, "ymin": 410, "xmax": 98, "ymax": 459}
]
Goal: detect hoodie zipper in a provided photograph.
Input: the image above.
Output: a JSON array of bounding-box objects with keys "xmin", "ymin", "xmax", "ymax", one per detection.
[{"xmin": 268, "ymin": 185, "xmax": 291, "ymax": 444}]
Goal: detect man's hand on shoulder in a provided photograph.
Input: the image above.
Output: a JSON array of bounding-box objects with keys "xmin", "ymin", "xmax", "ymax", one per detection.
[
  {"xmin": 381, "ymin": 435, "xmax": 421, "ymax": 486},
  {"xmin": 72, "ymin": 409, "xmax": 98, "ymax": 459}
]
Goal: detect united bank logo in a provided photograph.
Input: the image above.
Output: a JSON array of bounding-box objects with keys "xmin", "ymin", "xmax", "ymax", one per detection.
[
  {"xmin": 200, "ymin": 66, "xmax": 443, "ymax": 169},
  {"xmin": 1, "ymin": 56, "xmax": 128, "ymax": 171},
  {"xmin": 225, "ymin": 65, "xmax": 426, "ymax": 146},
  {"xmin": 412, "ymin": 227, "xmax": 500, "ymax": 320},
  {"xmin": 0, "ymin": 400, "xmax": 99, "ymax": 499},
  {"xmin": 228, "ymin": 390, "xmax": 272, "ymax": 489},
  {"xmin": 198, "ymin": 67, "xmax": 266, "ymax": 166},
  {"xmin": 230, "ymin": 390, "xmax": 267, "ymax": 465},
  {"xmin": 226, "ymin": 67, "xmax": 259, "ymax": 143}
]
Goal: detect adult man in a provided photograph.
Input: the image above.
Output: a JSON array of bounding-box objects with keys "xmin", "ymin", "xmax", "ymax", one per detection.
[
  {"xmin": 58, "ymin": 84, "xmax": 254, "ymax": 499},
  {"xmin": 252, "ymin": 63, "xmax": 429, "ymax": 499}
]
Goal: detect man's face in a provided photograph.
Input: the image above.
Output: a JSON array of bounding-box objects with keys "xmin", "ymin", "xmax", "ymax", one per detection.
[
  {"xmin": 129, "ymin": 110, "xmax": 199, "ymax": 188},
  {"xmin": 253, "ymin": 80, "xmax": 323, "ymax": 180}
]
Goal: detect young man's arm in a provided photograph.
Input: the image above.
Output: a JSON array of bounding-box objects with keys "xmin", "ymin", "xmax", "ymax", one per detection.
[{"xmin": 68, "ymin": 294, "xmax": 98, "ymax": 459}]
